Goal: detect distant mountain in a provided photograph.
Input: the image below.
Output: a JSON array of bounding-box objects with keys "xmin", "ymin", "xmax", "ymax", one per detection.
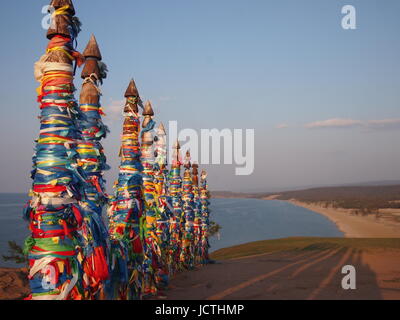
[
  {"xmin": 275, "ymin": 184, "xmax": 400, "ymax": 210},
  {"xmin": 212, "ymin": 180, "xmax": 400, "ymax": 196},
  {"xmin": 342, "ymin": 180, "xmax": 400, "ymax": 187},
  {"xmin": 213, "ymin": 183, "xmax": 400, "ymax": 209},
  {"xmin": 212, "ymin": 191, "xmax": 269, "ymax": 199}
]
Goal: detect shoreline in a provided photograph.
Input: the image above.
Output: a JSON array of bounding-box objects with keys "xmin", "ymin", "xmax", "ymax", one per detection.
[{"xmin": 284, "ymin": 199, "xmax": 400, "ymax": 238}]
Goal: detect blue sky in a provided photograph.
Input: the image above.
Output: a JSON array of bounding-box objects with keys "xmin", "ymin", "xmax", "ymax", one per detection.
[{"xmin": 0, "ymin": 0, "xmax": 399, "ymax": 193}]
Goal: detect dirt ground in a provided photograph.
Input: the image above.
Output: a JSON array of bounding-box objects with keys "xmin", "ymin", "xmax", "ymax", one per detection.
[
  {"xmin": 166, "ymin": 248, "xmax": 400, "ymax": 300},
  {"xmin": 1, "ymin": 246, "xmax": 400, "ymax": 300},
  {"xmin": 0, "ymin": 268, "xmax": 29, "ymax": 300}
]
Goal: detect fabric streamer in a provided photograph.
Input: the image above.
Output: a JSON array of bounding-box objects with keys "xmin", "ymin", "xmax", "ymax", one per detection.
[
  {"xmin": 168, "ymin": 141, "xmax": 184, "ymax": 274},
  {"xmin": 191, "ymin": 163, "xmax": 203, "ymax": 265},
  {"xmin": 181, "ymin": 151, "xmax": 196, "ymax": 269},
  {"xmin": 153, "ymin": 123, "xmax": 171, "ymax": 290},
  {"xmin": 24, "ymin": 0, "xmax": 85, "ymax": 300},
  {"xmin": 107, "ymin": 80, "xmax": 144, "ymax": 300},
  {"xmin": 76, "ymin": 35, "xmax": 110, "ymax": 299},
  {"xmin": 140, "ymin": 101, "xmax": 160, "ymax": 298},
  {"xmin": 200, "ymin": 170, "xmax": 211, "ymax": 263}
]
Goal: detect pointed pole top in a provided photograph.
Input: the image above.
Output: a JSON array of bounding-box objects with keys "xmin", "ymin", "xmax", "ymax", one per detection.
[
  {"xmin": 81, "ymin": 59, "xmax": 100, "ymax": 79},
  {"xmin": 124, "ymin": 79, "xmax": 139, "ymax": 98},
  {"xmin": 192, "ymin": 162, "xmax": 199, "ymax": 184},
  {"xmin": 83, "ymin": 34, "xmax": 102, "ymax": 60},
  {"xmin": 49, "ymin": 0, "xmax": 75, "ymax": 15},
  {"xmin": 143, "ymin": 101, "xmax": 154, "ymax": 116},
  {"xmin": 184, "ymin": 150, "xmax": 191, "ymax": 169},
  {"xmin": 173, "ymin": 140, "xmax": 181, "ymax": 150},
  {"xmin": 157, "ymin": 123, "xmax": 166, "ymax": 135}
]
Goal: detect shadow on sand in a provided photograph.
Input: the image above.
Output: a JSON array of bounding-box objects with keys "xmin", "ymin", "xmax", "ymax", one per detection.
[{"xmin": 166, "ymin": 246, "xmax": 384, "ymax": 300}]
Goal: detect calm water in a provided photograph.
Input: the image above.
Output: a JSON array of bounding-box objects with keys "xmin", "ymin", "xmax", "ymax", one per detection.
[
  {"xmin": 0, "ymin": 194, "xmax": 343, "ymax": 268},
  {"xmin": 0, "ymin": 193, "xmax": 30, "ymax": 268},
  {"xmin": 209, "ymin": 198, "xmax": 343, "ymax": 252}
]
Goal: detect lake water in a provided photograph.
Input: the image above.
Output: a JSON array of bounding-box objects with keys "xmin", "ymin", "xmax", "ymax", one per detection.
[
  {"xmin": 0, "ymin": 193, "xmax": 30, "ymax": 268},
  {"xmin": 0, "ymin": 194, "xmax": 343, "ymax": 268},
  {"xmin": 209, "ymin": 198, "xmax": 343, "ymax": 252}
]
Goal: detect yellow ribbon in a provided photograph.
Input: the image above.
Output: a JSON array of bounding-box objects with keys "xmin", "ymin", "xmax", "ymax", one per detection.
[
  {"xmin": 47, "ymin": 47, "xmax": 74, "ymax": 62},
  {"xmin": 53, "ymin": 5, "xmax": 70, "ymax": 16}
]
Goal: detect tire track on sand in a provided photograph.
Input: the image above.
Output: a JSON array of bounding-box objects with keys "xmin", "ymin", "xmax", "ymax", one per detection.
[{"xmin": 206, "ymin": 249, "xmax": 332, "ymax": 300}]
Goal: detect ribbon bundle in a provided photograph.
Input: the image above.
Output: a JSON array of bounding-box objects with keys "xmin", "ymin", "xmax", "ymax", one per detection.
[
  {"xmin": 140, "ymin": 103, "xmax": 160, "ymax": 298},
  {"xmin": 200, "ymin": 171, "xmax": 211, "ymax": 263},
  {"xmin": 76, "ymin": 35, "xmax": 110, "ymax": 299},
  {"xmin": 25, "ymin": 3, "xmax": 85, "ymax": 300},
  {"xmin": 191, "ymin": 163, "xmax": 203, "ymax": 265},
  {"xmin": 153, "ymin": 124, "xmax": 171, "ymax": 290},
  {"xmin": 108, "ymin": 92, "xmax": 145, "ymax": 300},
  {"xmin": 168, "ymin": 143, "xmax": 185, "ymax": 275},
  {"xmin": 181, "ymin": 152, "xmax": 196, "ymax": 269}
]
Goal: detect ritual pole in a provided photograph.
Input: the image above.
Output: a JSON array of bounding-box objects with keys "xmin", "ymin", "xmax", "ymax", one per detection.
[
  {"xmin": 191, "ymin": 163, "xmax": 202, "ymax": 265},
  {"xmin": 153, "ymin": 123, "xmax": 171, "ymax": 290},
  {"xmin": 181, "ymin": 151, "xmax": 195, "ymax": 269},
  {"xmin": 168, "ymin": 141, "xmax": 184, "ymax": 273},
  {"xmin": 107, "ymin": 80, "xmax": 144, "ymax": 300},
  {"xmin": 76, "ymin": 35, "xmax": 110, "ymax": 298},
  {"xmin": 25, "ymin": 0, "xmax": 85, "ymax": 300},
  {"xmin": 140, "ymin": 101, "xmax": 159, "ymax": 298},
  {"xmin": 200, "ymin": 170, "xmax": 211, "ymax": 263}
]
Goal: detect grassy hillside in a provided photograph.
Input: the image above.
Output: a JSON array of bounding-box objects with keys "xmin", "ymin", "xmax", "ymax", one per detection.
[
  {"xmin": 210, "ymin": 237, "xmax": 400, "ymax": 260},
  {"xmin": 275, "ymin": 185, "xmax": 400, "ymax": 211},
  {"xmin": 277, "ymin": 185, "xmax": 400, "ymax": 202},
  {"xmin": 214, "ymin": 185, "xmax": 400, "ymax": 210},
  {"xmin": 212, "ymin": 191, "xmax": 268, "ymax": 199}
]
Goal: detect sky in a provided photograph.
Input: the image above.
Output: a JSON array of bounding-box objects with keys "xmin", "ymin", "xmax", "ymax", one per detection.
[{"xmin": 0, "ymin": 0, "xmax": 399, "ymax": 193}]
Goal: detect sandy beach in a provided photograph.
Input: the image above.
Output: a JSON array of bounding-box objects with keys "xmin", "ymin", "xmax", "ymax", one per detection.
[{"xmin": 285, "ymin": 199, "xmax": 400, "ymax": 238}]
